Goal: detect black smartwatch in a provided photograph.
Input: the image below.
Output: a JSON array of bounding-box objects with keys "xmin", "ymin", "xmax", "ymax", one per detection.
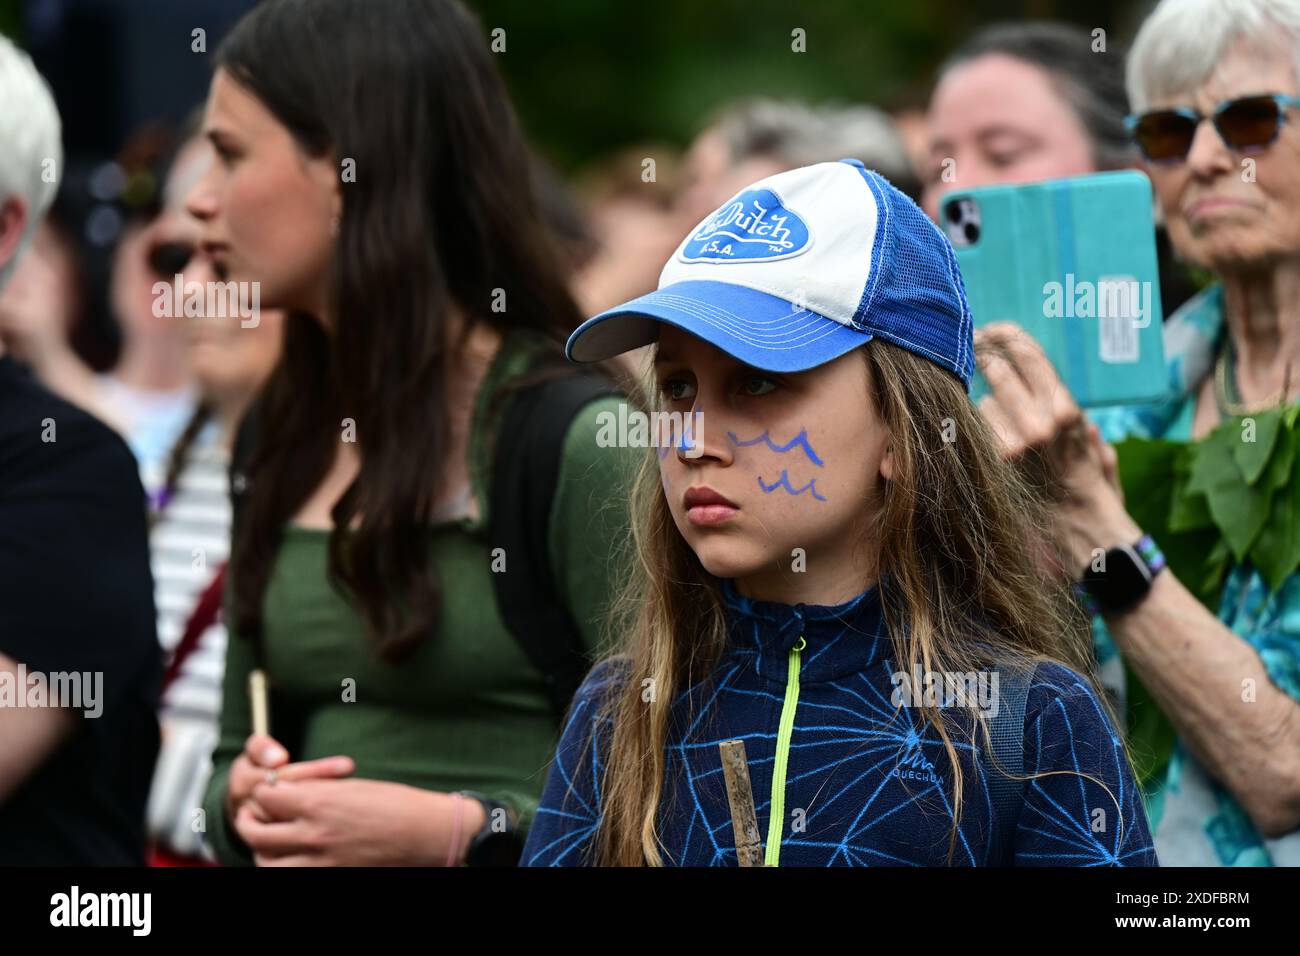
[
  {"xmin": 456, "ymin": 791, "xmax": 524, "ymax": 867},
  {"xmin": 1077, "ymin": 533, "xmax": 1167, "ymax": 616}
]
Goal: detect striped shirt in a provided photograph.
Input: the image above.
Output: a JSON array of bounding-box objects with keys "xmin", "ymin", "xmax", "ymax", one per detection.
[{"xmin": 145, "ymin": 420, "xmax": 231, "ymax": 858}]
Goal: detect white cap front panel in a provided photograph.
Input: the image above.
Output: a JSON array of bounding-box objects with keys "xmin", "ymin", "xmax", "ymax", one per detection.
[{"xmin": 657, "ymin": 161, "xmax": 879, "ymax": 328}]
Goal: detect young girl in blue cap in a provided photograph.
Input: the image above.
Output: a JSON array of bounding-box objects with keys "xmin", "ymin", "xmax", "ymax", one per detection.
[{"xmin": 524, "ymin": 160, "xmax": 1157, "ymax": 866}]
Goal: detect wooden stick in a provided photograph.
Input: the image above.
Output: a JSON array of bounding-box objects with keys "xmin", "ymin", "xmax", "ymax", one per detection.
[
  {"xmin": 249, "ymin": 669, "xmax": 270, "ymax": 738},
  {"xmin": 719, "ymin": 740, "xmax": 765, "ymax": 867}
]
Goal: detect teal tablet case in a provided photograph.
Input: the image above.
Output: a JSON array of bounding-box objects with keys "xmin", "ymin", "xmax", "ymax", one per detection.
[{"xmin": 942, "ymin": 171, "xmax": 1168, "ymax": 407}]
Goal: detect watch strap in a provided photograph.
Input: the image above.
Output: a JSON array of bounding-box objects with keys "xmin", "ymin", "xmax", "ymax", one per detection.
[
  {"xmin": 455, "ymin": 791, "xmax": 521, "ymax": 867},
  {"xmin": 1076, "ymin": 533, "xmax": 1166, "ymax": 616}
]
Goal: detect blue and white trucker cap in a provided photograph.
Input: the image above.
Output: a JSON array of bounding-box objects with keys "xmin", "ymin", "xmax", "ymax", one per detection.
[{"xmin": 565, "ymin": 158, "xmax": 975, "ymax": 389}]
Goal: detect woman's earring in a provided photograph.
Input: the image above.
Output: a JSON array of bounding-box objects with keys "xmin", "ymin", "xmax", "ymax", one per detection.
[{"xmin": 330, "ymin": 214, "xmax": 341, "ymax": 237}]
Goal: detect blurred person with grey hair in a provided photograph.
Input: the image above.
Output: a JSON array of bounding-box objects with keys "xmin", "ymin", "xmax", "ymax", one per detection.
[
  {"xmin": 580, "ymin": 99, "xmax": 916, "ymax": 322},
  {"xmin": 677, "ymin": 97, "xmax": 920, "ymax": 231},
  {"xmin": 0, "ymin": 38, "xmax": 61, "ymax": 291},
  {"xmin": 973, "ymin": 0, "xmax": 1300, "ymax": 866},
  {"xmin": 585, "ymin": 98, "xmax": 918, "ymax": 384},
  {"xmin": 0, "ymin": 32, "xmax": 160, "ymax": 865}
]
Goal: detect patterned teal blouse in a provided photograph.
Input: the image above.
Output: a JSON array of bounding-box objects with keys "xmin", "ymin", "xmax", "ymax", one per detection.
[{"xmin": 1090, "ymin": 284, "xmax": 1300, "ymax": 866}]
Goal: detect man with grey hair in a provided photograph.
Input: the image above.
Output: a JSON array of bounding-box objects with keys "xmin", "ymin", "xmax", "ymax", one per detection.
[
  {"xmin": 0, "ymin": 33, "xmax": 161, "ymax": 865},
  {"xmin": 0, "ymin": 36, "xmax": 61, "ymax": 291}
]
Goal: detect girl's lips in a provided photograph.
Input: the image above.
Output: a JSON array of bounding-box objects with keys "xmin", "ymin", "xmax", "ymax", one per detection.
[
  {"xmin": 686, "ymin": 504, "xmax": 738, "ymax": 527},
  {"xmin": 681, "ymin": 489, "xmax": 743, "ymax": 528},
  {"xmin": 683, "ymin": 486, "xmax": 739, "ymax": 527},
  {"xmin": 684, "ymin": 486, "xmax": 738, "ymax": 509}
]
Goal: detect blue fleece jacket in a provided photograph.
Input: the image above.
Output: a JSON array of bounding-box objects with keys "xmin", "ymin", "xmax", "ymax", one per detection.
[{"xmin": 523, "ymin": 580, "xmax": 1158, "ymax": 866}]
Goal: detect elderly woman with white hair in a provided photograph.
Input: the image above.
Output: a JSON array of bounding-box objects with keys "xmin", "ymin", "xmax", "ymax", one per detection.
[{"xmin": 976, "ymin": 0, "xmax": 1300, "ymax": 865}]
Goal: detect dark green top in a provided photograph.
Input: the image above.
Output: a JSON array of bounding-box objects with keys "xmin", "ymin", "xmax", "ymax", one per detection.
[{"xmin": 202, "ymin": 328, "xmax": 637, "ymax": 864}]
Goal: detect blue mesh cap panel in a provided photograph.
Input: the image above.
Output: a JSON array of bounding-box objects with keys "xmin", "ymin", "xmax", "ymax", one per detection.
[{"xmin": 847, "ymin": 164, "xmax": 975, "ymax": 389}]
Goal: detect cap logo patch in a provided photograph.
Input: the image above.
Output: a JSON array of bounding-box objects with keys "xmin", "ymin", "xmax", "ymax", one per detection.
[{"xmin": 680, "ymin": 188, "xmax": 813, "ymax": 264}]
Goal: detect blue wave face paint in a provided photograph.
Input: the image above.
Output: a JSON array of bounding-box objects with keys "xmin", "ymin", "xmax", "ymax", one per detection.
[
  {"xmin": 727, "ymin": 428, "xmax": 824, "ymax": 466},
  {"xmin": 729, "ymin": 427, "xmax": 828, "ymax": 502},
  {"xmin": 758, "ymin": 469, "xmax": 827, "ymax": 501}
]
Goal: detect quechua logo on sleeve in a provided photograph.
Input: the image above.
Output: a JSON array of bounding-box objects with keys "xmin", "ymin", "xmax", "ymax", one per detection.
[{"xmin": 680, "ymin": 187, "xmax": 813, "ymax": 263}]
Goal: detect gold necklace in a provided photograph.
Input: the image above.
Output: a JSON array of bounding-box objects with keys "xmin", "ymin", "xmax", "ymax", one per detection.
[{"xmin": 1214, "ymin": 339, "xmax": 1292, "ymax": 418}]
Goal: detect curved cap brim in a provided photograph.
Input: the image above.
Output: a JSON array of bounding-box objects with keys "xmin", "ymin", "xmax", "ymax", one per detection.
[{"xmin": 565, "ymin": 280, "xmax": 871, "ymax": 373}]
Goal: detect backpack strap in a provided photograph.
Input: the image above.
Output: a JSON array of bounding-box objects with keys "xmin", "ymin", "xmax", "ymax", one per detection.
[
  {"xmin": 981, "ymin": 662, "xmax": 1036, "ymax": 863},
  {"xmin": 488, "ymin": 372, "xmax": 618, "ymax": 720},
  {"xmin": 161, "ymin": 563, "xmax": 228, "ymax": 694}
]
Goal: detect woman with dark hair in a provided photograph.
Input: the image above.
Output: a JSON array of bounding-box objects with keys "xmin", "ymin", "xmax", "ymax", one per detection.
[{"xmin": 189, "ymin": 0, "xmax": 632, "ymax": 866}]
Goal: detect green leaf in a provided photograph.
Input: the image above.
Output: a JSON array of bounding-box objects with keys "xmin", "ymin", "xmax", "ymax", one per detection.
[
  {"xmin": 1123, "ymin": 659, "xmax": 1177, "ymax": 793},
  {"xmin": 1250, "ymin": 470, "xmax": 1300, "ymax": 593},
  {"xmin": 1116, "ymin": 437, "xmax": 1183, "ymax": 532},
  {"xmin": 1187, "ymin": 422, "xmax": 1271, "ymax": 561},
  {"xmin": 1198, "ymin": 537, "xmax": 1231, "ymax": 606},
  {"xmin": 1118, "ymin": 437, "xmax": 1190, "ymax": 541},
  {"xmin": 1168, "ymin": 472, "xmax": 1212, "ymax": 532},
  {"xmin": 1265, "ymin": 426, "xmax": 1297, "ymax": 491},
  {"xmin": 1115, "ymin": 437, "xmax": 1224, "ymax": 612},
  {"xmin": 1186, "ymin": 422, "xmax": 1241, "ymax": 496},
  {"xmin": 1209, "ymin": 481, "xmax": 1271, "ymax": 562},
  {"xmin": 1230, "ymin": 409, "xmax": 1282, "ymax": 485}
]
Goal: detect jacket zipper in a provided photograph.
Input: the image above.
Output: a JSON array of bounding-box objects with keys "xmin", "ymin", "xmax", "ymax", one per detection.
[{"xmin": 764, "ymin": 634, "xmax": 805, "ymax": 867}]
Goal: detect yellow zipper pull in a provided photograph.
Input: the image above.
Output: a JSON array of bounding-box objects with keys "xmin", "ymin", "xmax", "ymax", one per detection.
[{"xmin": 764, "ymin": 634, "xmax": 805, "ymax": 867}]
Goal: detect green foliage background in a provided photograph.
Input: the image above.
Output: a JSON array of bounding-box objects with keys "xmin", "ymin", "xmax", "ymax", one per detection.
[
  {"xmin": 467, "ymin": 0, "xmax": 1154, "ymax": 170},
  {"xmin": 0, "ymin": 0, "xmax": 1154, "ymax": 171}
]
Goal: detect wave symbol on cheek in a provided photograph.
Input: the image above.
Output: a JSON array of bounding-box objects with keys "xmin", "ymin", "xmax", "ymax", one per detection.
[
  {"xmin": 758, "ymin": 469, "xmax": 827, "ymax": 501},
  {"xmin": 727, "ymin": 428, "xmax": 824, "ymax": 466}
]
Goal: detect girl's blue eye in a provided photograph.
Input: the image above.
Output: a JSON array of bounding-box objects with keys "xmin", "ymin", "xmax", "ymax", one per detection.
[{"xmin": 742, "ymin": 376, "xmax": 777, "ymax": 396}]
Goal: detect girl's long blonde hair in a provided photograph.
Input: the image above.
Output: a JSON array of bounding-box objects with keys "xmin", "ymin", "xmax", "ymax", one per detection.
[{"xmin": 590, "ymin": 338, "xmax": 1125, "ymax": 866}]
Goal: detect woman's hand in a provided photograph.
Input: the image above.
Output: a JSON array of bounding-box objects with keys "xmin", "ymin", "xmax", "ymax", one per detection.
[
  {"xmin": 233, "ymin": 778, "xmax": 487, "ymax": 867},
  {"xmin": 973, "ymin": 322, "xmax": 1140, "ymax": 570},
  {"xmin": 225, "ymin": 733, "xmax": 354, "ymax": 827}
]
